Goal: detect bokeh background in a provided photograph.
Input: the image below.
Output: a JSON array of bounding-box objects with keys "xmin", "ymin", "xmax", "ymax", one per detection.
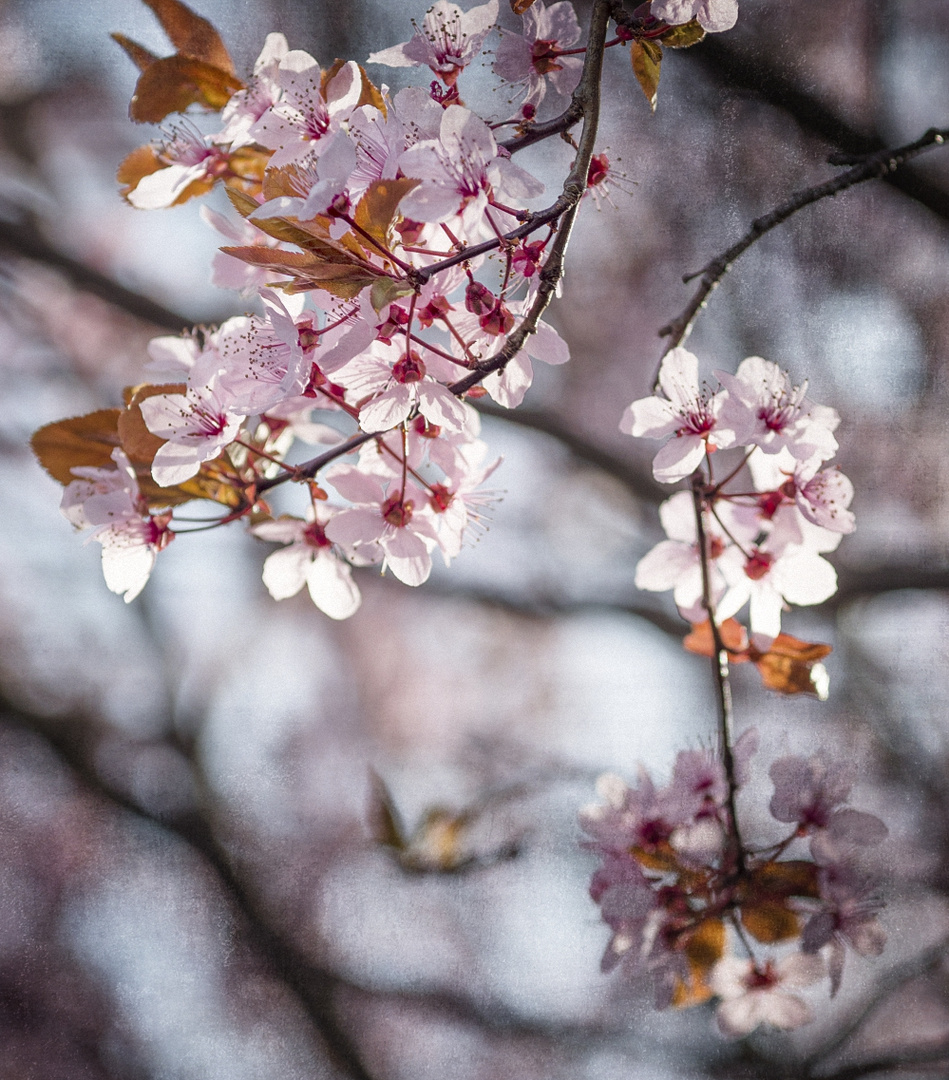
[{"xmin": 2, "ymin": 0, "xmax": 949, "ymax": 1077}]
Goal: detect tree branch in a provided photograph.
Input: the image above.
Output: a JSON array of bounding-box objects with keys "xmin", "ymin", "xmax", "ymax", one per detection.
[
  {"xmin": 657, "ymin": 126, "xmax": 949, "ymax": 363},
  {"xmin": 0, "ymin": 693, "xmax": 379, "ymax": 1080}
]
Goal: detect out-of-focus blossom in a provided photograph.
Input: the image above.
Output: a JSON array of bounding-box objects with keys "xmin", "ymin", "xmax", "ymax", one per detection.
[
  {"xmin": 710, "ymin": 953, "xmax": 824, "ymax": 1036},
  {"xmin": 650, "ymin": 0, "xmax": 738, "ymax": 33}
]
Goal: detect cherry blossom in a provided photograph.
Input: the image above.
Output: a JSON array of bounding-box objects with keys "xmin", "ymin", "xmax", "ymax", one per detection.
[
  {"xmin": 650, "ymin": 0, "xmax": 739, "ymax": 33},
  {"xmin": 126, "ymin": 121, "xmax": 230, "ymax": 210},
  {"xmin": 324, "ymin": 466, "xmax": 440, "ymax": 587},
  {"xmin": 621, "ymin": 347, "xmax": 744, "ymax": 483},
  {"xmin": 61, "ymin": 450, "xmax": 172, "ymax": 603},
  {"xmin": 710, "ymin": 953, "xmax": 824, "ymax": 1037},
  {"xmin": 367, "ymin": 0, "xmax": 499, "ymax": 87},
  {"xmin": 216, "ymin": 32, "xmax": 288, "ymax": 148},
  {"xmin": 251, "ymin": 54, "xmax": 362, "ymax": 168},
  {"xmin": 633, "ymin": 490, "xmax": 750, "ymax": 622},
  {"xmin": 140, "ymin": 373, "xmax": 246, "ymax": 487},
  {"xmin": 252, "ymin": 509, "xmax": 361, "ymax": 619},
  {"xmin": 717, "ymin": 356, "xmax": 839, "ymax": 463},
  {"xmin": 397, "ymin": 104, "xmax": 545, "ymax": 237},
  {"xmin": 493, "ymin": 1, "xmax": 583, "ymax": 108}
]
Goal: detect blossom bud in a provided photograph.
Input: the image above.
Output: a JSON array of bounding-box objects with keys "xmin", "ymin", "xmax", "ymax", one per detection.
[{"xmin": 465, "ymin": 281, "xmax": 496, "ymax": 315}]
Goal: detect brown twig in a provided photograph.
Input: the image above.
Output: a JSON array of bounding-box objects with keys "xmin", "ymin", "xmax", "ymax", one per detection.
[{"xmin": 655, "ymin": 126, "xmax": 949, "ymax": 384}]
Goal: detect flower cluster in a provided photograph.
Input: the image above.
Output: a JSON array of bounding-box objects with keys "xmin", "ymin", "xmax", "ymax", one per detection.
[
  {"xmin": 35, "ymin": 0, "xmax": 742, "ymax": 611},
  {"xmin": 581, "ymin": 738, "xmax": 887, "ymax": 1035},
  {"xmin": 625, "ymin": 347, "xmax": 854, "ymax": 650}
]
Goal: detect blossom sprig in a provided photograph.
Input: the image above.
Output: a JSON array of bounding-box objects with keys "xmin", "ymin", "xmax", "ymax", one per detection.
[
  {"xmin": 581, "ymin": 739, "xmax": 887, "ymax": 1033},
  {"xmin": 36, "ymin": 0, "xmax": 741, "ymax": 618},
  {"xmin": 625, "ymin": 347, "xmax": 854, "ymax": 664}
]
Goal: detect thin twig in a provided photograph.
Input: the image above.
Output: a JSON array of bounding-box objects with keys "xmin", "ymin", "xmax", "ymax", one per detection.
[
  {"xmin": 655, "ymin": 126, "xmax": 949, "ymax": 382},
  {"xmin": 259, "ymin": 0, "xmax": 613, "ymax": 493},
  {"xmin": 690, "ymin": 472, "xmax": 743, "ymax": 871}
]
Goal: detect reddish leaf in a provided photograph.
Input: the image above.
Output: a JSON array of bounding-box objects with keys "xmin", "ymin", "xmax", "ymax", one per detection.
[
  {"xmin": 751, "ymin": 634, "xmax": 832, "ymax": 699},
  {"xmin": 683, "ymin": 618, "xmax": 750, "ymax": 661},
  {"xmin": 354, "ymin": 178, "xmax": 420, "ymax": 251},
  {"xmin": 740, "ymin": 902, "xmax": 800, "ymax": 944},
  {"xmin": 511, "ymin": 0, "xmax": 537, "ymax": 11},
  {"xmin": 110, "ymin": 33, "xmax": 160, "ymax": 73},
  {"xmin": 31, "ymin": 410, "xmax": 122, "ymax": 484},
  {"xmin": 631, "ymin": 40, "xmax": 662, "ymax": 112},
  {"xmin": 141, "ymin": 0, "xmax": 235, "ymax": 72},
  {"xmin": 129, "ymin": 55, "xmax": 243, "ymax": 123}
]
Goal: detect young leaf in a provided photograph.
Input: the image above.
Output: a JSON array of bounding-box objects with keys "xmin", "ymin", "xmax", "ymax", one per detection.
[
  {"xmin": 370, "ymin": 277, "xmax": 416, "ymax": 313},
  {"xmin": 751, "ymin": 635, "xmax": 832, "ymax": 699},
  {"xmin": 141, "ymin": 0, "xmax": 236, "ymax": 73},
  {"xmin": 354, "ymin": 178, "xmax": 420, "ymax": 251},
  {"xmin": 129, "ymin": 55, "xmax": 243, "ymax": 123},
  {"xmin": 740, "ymin": 902, "xmax": 800, "ymax": 944},
  {"xmin": 31, "ymin": 410, "xmax": 122, "ymax": 484},
  {"xmin": 631, "ymin": 40, "xmax": 662, "ymax": 112},
  {"xmin": 659, "ymin": 20, "xmax": 706, "ymax": 48},
  {"xmin": 511, "ymin": 0, "xmax": 538, "ymax": 11},
  {"xmin": 110, "ymin": 33, "xmax": 160, "ymax": 73}
]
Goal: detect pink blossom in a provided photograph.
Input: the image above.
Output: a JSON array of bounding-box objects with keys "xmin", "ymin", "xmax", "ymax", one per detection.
[
  {"xmin": 493, "ymin": 1, "xmax": 583, "ymax": 107},
  {"xmin": 252, "ymin": 509, "xmax": 361, "ymax": 619},
  {"xmin": 140, "ymin": 374, "xmax": 246, "ymax": 487},
  {"xmin": 802, "ymin": 866, "xmax": 886, "ymax": 996},
  {"xmin": 634, "ymin": 491, "xmax": 751, "ymax": 622},
  {"xmin": 251, "ymin": 54, "xmax": 362, "ymax": 168},
  {"xmin": 621, "ymin": 348, "xmax": 744, "ymax": 484},
  {"xmin": 216, "ymin": 33, "xmax": 288, "ymax": 148},
  {"xmin": 368, "ymin": 0, "xmax": 499, "ymax": 86},
  {"xmin": 650, "ymin": 0, "xmax": 738, "ymax": 33},
  {"xmin": 710, "ymin": 953, "xmax": 824, "ymax": 1037},
  {"xmin": 126, "ymin": 122, "xmax": 229, "ymax": 210},
  {"xmin": 717, "ymin": 356, "xmax": 839, "ymax": 464},
  {"xmin": 398, "ymin": 105, "xmax": 544, "ymax": 238},
  {"xmin": 61, "ymin": 450, "xmax": 172, "ymax": 603},
  {"xmin": 324, "ymin": 467, "xmax": 440, "ymax": 587}
]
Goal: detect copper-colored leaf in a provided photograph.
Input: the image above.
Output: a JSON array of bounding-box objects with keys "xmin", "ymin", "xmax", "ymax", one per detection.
[
  {"xmin": 354, "ymin": 178, "xmax": 420, "ymax": 250},
  {"xmin": 31, "ymin": 410, "xmax": 122, "ymax": 485},
  {"xmin": 631, "ymin": 40, "xmax": 662, "ymax": 112},
  {"xmin": 748, "ymin": 859, "xmax": 821, "ymax": 900},
  {"xmin": 740, "ymin": 902, "xmax": 800, "ymax": 944},
  {"xmin": 511, "ymin": 0, "xmax": 538, "ymax": 12},
  {"xmin": 142, "ymin": 0, "xmax": 235, "ymax": 72},
  {"xmin": 117, "ymin": 144, "xmax": 164, "ymax": 200},
  {"xmin": 227, "ymin": 147, "xmax": 270, "ymax": 184},
  {"xmin": 220, "ymin": 245, "xmax": 387, "ymax": 299},
  {"xmin": 225, "ymin": 185, "xmax": 260, "ymax": 219},
  {"xmin": 130, "ymin": 55, "xmax": 243, "ymax": 123},
  {"xmin": 659, "ymin": 19, "xmax": 706, "ymax": 48},
  {"xmin": 110, "ymin": 33, "xmax": 160, "ymax": 73},
  {"xmin": 685, "ymin": 917, "xmax": 726, "ymax": 973},
  {"xmin": 671, "ymin": 920, "xmax": 724, "ymax": 1011},
  {"xmin": 683, "ymin": 618, "xmax": 750, "ymax": 661},
  {"xmin": 368, "ymin": 770, "xmax": 407, "ymax": 850},
  {"xmin": 751, "ymin": 634, "xmax": 833, "ymax": 699}
]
